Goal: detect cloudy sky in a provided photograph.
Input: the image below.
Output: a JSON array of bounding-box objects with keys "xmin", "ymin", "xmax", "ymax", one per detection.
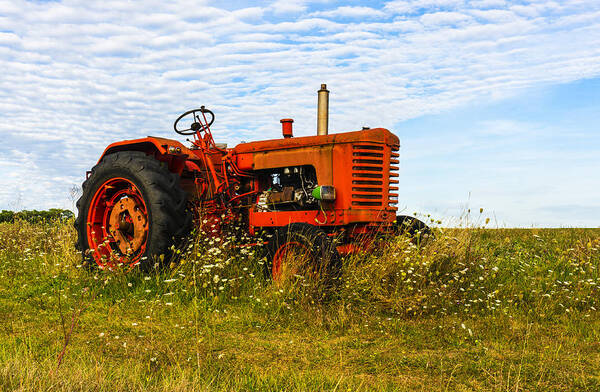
[{"xmin": 0, "ymin": 0, "xmax": 599, "ymax": 227}]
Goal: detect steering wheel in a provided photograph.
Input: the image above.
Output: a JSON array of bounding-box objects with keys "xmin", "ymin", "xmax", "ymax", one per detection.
[{"xmin": 174, "ymin": 106, "xmax": 215, "ymax": 135}]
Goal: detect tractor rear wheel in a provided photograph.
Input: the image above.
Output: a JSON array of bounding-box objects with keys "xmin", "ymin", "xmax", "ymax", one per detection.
[
  {"xmin": 266, "ymin": 223, "xmax": 341, "ymax": 285},
  {"xmin": 74, "ymin": 151, "xmax": 191, "ymax": 271}
]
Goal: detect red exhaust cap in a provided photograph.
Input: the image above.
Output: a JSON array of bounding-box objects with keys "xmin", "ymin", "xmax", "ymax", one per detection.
[{"xmin": 280, "ymin": 118, "xmax": 293, "ymax": 138}]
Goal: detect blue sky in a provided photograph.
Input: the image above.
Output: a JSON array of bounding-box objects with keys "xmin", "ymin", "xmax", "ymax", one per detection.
[
  {"xmin": 399, "ymin": 78, "xmax": 600, "ymax": 227},
  {"xmin": 0, "ymin": 0, "xmax": 599, "ymax": 227}
]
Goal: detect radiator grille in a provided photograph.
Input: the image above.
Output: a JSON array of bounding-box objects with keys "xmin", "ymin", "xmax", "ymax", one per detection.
[
  {"xmin": 351, "ymin": 143, "xmax": 399, "ymax": 209},
  {"xmin": 389, "ymin": 145, "xmax": 399, "ymax": 208},
  {"xmin": 351, "ymin": 145, "xmax": 384, "ymax": 207}
]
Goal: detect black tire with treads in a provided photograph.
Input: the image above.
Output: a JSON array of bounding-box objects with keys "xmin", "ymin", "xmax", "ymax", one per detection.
[
  {"xmin": 394, "ymin": 215, "xmax": 433, "ymax": 240},
  {"xmin": 74, "ymin": 151, "xmax": 192, "ymax": 271}
]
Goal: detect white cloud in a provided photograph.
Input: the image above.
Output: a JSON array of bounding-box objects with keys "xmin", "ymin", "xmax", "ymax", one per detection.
[
  {"xmin": 385, "ymin": 0, "xmax": 465, "ymax": 14},
  {"xmin": 0, "ymin": 31, "xmax": 20, "ymax": 46},
  {"xmin": 420, "ymin": 11, "xmax": 471, "ymax": 25},
  {"xmin": 384, "ymin": 1, "xmax": 414, "ymax": 14},
  {"xmin": 270, "ymin": 0, "xmax": 308, "ymax": 14},
  {"xmin": 310, "ymin": 6, "xmax": 387, "ymax": 19},
  {"xmin": 231, "ymin": 7, "xmax": 265, "ymax": 21},
  {"xmin": 468, "ymin": 9, "xmax": 516, "ymax": 23},
  {"xmin": 469, "ymin": 0, "xmax": 506, "ymax": 9}
]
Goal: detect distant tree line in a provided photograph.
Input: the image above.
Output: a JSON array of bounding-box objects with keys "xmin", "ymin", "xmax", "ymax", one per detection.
[{"xmin": 0, "ymin": 209, "xmax": 74, "ymax": 223}]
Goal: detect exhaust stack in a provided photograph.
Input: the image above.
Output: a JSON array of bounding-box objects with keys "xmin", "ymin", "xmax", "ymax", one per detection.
[{"xmin": 317, "ymin": 83, "xmax": 329, "ymax": 136}]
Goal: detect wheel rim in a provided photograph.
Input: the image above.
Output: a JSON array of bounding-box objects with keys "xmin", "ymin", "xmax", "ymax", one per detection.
[
  {"xmin": 272, "ymin": 241, "xmax": 307, "ymax": 281},
  {"xmin": 86, "ymin": 177, "xmax": 149, "ymax": 269}
]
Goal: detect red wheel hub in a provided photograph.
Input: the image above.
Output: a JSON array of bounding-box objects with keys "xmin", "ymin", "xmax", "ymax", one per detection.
[
  {"xmin": 86, "ymin": 177, "xmax": 149, "ymax": 269},
  {"xmin": 272, "ymin": 241, "xmax": 307, "ymax": 281}
]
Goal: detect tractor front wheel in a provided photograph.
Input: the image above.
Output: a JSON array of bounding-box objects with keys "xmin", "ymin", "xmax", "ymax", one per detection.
[
  {"xmin": 266, "ymin": 223, "xmax": 341, "ymax": 285},
  {"xmin": 75, "ymin": 151, "xmax": 191, "ymax": 271}
]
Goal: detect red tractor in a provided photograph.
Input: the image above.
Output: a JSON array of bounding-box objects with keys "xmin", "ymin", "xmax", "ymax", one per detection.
[{"xmin": 75, "ymin": 85, "xmax": 427, "ymax": 278}]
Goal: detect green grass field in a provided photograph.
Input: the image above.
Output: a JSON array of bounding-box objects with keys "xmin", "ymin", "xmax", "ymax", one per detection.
[{"xmin": 1, "ymin": 220, "xmax": 599, "ymax": 391}]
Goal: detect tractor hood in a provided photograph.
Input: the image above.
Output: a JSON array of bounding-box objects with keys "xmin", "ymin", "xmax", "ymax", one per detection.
[{"xmin": 232, "ymin": 128, "xmax": 399, "ymax": 154}]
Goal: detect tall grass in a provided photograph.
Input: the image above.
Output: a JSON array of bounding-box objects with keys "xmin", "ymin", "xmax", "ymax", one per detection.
[{"xmin": 0, "ymin": 219, "xmax": 598, "ymax": 391}]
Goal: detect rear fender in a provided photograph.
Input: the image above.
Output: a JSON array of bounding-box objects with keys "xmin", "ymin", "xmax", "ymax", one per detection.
[{"xmin": 98, "ymin": 137, "xmax": 196, "ymax": 175}]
